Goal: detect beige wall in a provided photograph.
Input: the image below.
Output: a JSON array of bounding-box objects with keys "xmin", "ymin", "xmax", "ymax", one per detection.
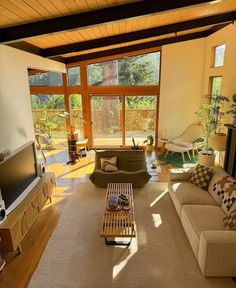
[
  {"xmin": 159, "ymin": 38, "xmax": 205, "ymax": 140},
  {"xmin": 0, "ymin": 45, "xmax": 65, "ymax": 152},
  {"xmin": 201, "ymin": 23, "xmax": 236, "ymax": 165},
  {"xmin": 202, "ymin": 23, "xmax": 236, "ymax": 98}
]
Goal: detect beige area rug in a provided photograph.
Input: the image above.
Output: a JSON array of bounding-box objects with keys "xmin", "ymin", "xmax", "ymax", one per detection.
[{"xmin": 29, "ymin": 183, "xmax": 235, "ymax": 288}]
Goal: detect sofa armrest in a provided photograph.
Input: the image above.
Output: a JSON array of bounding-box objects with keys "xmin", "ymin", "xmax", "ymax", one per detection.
[
  {"xmin": 168, "ymin": 168, "xmax": 194, "ymax": 182},
  {"xmin": 198, "ymin": 231, "xmax": 236, "ymax": 277}
]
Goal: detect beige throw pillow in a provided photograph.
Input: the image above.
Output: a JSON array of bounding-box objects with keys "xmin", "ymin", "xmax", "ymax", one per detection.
[{"xmin": 100, "ymin": 157, "xmax": 118, "ymax": 172}]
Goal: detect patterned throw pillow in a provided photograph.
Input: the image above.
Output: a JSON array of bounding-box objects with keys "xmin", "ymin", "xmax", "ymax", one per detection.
[
  {"xmin": 223, "ymin": 209, "xmax": 236, "ymax": 231},
  {"xmin": 189, "ymin": 164, "xmax": 213, "ymax": 190},
  {"xmin": 100, "ymin": 157, "xmax": 118, "ymax": 172},
  {"xmin": 214, "ymin": 176, "xmax": 236, "ymax": 214}
]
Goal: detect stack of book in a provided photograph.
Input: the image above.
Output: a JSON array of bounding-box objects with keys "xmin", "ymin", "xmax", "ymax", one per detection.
[
  {"xmin": 107, "ymin": 195, "xmax": 120, "ymax": 210},
  {"xmin": 107, "ymin": 194, "xmax": 130, "ymax": 211}
]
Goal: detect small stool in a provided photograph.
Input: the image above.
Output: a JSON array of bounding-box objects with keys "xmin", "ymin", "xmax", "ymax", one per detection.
[
  {"xmin": 76, "ymin": 138, "xmax": 88, "ymax": 156},
  {"xmin": 165, "ymin": 143, "xmax": 191, "ymax": 163}
]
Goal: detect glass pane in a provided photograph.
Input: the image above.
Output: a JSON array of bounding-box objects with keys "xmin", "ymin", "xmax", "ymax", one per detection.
[
  {"xmin": 88, "ymin": 60, "xmax": 118, "ymax": 86},
  {"xmin": 210, "ymin": 77, "xmax": 223, "ymax": 133},
  {"xmin": 67, "ymin": 66, "xmax": 81, "ymax": 86},
  {"xmin": 211, "ymin": 76, "xmax": 222, "ymax": 97},
  {"xmin": 91, "ymin": 96, "xmax": 122, "ymax": 147},
  {"xmin": 214, "ymin": 44, "xmax": 225, "ymax": 67},
  {"xmin": 118, "ymin": 52, "xmax": 160, "ymax": 85},
  {"xmin": 87, "ymin": 51, "xmax": 160, "ymax": 86},
  {"xmin": 125, "ymin": 96, "xmax": 157, "ymax": 146},
  {"xmin": 69, "ymin": 94, "xmax": 84, "ymax": 139},
  {"xmin": 29, "ymin": 72, "xmax": 63, "ymax": 86},
  {"xmin": 31, "ymin": 94, "xmax": 67, "ymax": 149}
]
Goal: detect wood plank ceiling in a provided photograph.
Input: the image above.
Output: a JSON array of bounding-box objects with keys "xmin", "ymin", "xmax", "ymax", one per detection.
[{"xmin": 0, "ymin": 0, "xmax": 236, "ymax": 64}]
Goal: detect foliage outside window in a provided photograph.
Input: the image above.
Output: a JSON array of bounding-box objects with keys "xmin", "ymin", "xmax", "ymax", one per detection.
[
  {"xmin": 67, "ymin": 66, "xmax": 81, "ymax": 86},
  {"xmin": 210, "ymin": 76, "xmax": 222, "ymax": 98},
  {"xmin": 213, "ymin": 44, "xmax": 226, "ymax": 67},
  {"xmin": 125, "ymin": 96, "xmax": 156, "ymax": 146},
  {"xmin": 29, "ymin": 71, "xmax": 63, "ymax": 86},
  {"xmin": 69, "ymin": 94, "xmax": 84, "ymax": 138},
  {"xmin": 31, "ymin": 94, "xmax": 66, "ymax": 145},
  {"xmin": 87, "ymin": 51, "xmax": 160, "ymax": 86}
]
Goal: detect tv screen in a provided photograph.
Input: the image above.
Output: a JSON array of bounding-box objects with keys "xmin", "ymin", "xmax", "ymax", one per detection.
[{"xmin": 0, "ymin": 142, "xmax": 39, "ymax": 214}]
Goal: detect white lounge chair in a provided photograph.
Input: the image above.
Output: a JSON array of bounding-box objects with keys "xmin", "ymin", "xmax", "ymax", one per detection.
[{"xmin": 165, "ymin": 124, "xmax": 205, "ymax": 163}]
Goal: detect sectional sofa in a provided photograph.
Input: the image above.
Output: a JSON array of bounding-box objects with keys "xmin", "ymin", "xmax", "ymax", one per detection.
[{"xmin": 168, "ymin": 166, "xmax": 236, "ymax": 277}]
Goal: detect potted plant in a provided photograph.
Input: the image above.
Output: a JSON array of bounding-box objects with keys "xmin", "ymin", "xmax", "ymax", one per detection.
[
  {"xmin": 130, "ymin": 138, "xmax": 142, "ymax": 150},
  {"xmin": 226, "ymin": 93, "xmax": 236, "ymax": 126},
  {"xmin": 195, "ymin": 96, "xmax": 217, "ymax": 166},
  {"xmin": 143, "ymin": 135, "xmax": 154, "ymax": 152},
  {"xmin": 195, "ymin": 94, "xmax": 233, "ymax": 166}
]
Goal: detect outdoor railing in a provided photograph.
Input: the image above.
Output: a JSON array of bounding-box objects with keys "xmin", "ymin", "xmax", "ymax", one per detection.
[{"xmin": 32, "ymin": 109, "xmax": 156, "ymax": 139}]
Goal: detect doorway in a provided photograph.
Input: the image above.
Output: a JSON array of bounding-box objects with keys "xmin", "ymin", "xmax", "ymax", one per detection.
[
  {"xmin": 90, "ymin": 95, "xmax": 123, "ymax": 148},
  {"xmin": 90, "ymin": 94, "xmax": 158, "ymax": 148}
]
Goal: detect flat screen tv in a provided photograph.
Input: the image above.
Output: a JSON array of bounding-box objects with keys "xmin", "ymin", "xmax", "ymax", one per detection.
[{"xmin": 0, "ymin": 141, "xmax": 40, "ymax": 215}]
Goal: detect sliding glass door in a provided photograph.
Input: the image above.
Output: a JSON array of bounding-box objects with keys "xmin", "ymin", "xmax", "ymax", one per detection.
[
  {"xmin": 90, "ymin": 95, "xmax": 122, "ymax": 148},
  {"xmin": 90, "ymin": 94, "xmax": 157, "ymax": 148},
  {"xmin": 125, "ymin": 96, "xmax": 157, "ymax": 146}
]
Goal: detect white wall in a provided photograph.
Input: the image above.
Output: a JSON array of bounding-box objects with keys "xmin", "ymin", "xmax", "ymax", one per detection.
[
  {"xmin": 0, "ymin": 45, "xmax": 66, "ymax": 152},
  {"xmin": 159, "ymin": 38, "xmax": 206, "ymax": 140}
]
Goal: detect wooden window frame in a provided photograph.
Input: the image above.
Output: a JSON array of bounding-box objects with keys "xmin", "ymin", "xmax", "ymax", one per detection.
[
  {"xmin": 29, "ymin": 47, "xmax": 161, "ymax": 149},
  {"xmin": 211, "ymin": 43, "xmax": 226, "ymax": 68}
]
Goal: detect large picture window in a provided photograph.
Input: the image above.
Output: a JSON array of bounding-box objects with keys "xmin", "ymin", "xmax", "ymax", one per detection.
[
  {"xmin": 29, "ymin": 71, "xmax": 63, "ymax": 86},
  {"xmin": 87, "ymin": 51, "xmax": 160, "ymax": 86}
]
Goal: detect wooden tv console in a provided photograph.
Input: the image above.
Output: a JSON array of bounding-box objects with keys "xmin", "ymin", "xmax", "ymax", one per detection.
[{"xmin": 0, "ymin": 172, "xmax": 55, "ymax": 253}]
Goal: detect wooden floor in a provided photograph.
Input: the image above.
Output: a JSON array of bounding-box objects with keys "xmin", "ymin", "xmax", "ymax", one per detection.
[{"xmin": 0, "ymin": 149, "xmax": 171, "ymax": 288}]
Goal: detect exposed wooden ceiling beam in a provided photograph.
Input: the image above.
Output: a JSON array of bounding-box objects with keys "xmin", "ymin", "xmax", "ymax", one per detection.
[
  {"xmin": 44, "ymin": 11, "xmax": 236, "ymax": 58},
  {"xmin": 0, "ymin": 0, "xmax": 217, "ymax": 44},
  {"xmin": 65, "ymin": 31, "xmax": 208, "ymax": 63},
  {"xmin": 8, "ymin": 41, "xmax": 43, "ymax": 56},
  {"xmin": 65, "ymin": 25, "xmax": 225, "ymax": 64}
]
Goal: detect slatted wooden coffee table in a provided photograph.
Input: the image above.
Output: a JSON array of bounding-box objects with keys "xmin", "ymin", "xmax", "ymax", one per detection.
[{"xmin": 100, "ymin": 183, "xmax": 136, "ymax": 245}]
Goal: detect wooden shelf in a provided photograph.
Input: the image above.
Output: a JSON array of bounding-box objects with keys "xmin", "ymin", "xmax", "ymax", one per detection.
[{"xmin": 0, "ymin": 172, "xmax": 55, "ymax": 253}]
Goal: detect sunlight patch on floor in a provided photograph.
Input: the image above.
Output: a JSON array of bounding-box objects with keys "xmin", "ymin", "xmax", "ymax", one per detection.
[
  {"xmin": 37, "ymin": 149, "xmax": 64, "ymax": 159},
  {"xmin": 112, "ymin": 237, "xmax": 138, "ymax": 280},
  {"xmin": 152, "ymin": 214, "xmax": 162, "ymax": 229},
  {"xmin": 42, "ymin": 186, "xmax": 72, "ymax": 210},
  {"xmin": 149, "ymin": 189, "xmax": 168, "ymax": 207},
  {"xmin": 45, "ymin": 163, "xmax": 70, "ymax": 177},
  {"xmin": 62, "ymin": 163, "xmax": 94, "ymax": 178}
]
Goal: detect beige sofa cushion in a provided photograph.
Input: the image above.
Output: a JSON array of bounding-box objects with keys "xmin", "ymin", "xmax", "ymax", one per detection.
[
  {"xmin": 181, "ymin": 205, "xmax": 226, "ymax": 257},
  {"xmin": 182, "ymin": 205, "xmax": 226, "ymax": 238},
  {"xmin": 171, "ymin": 181, "xmax": 218, "ymax": 206}
]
